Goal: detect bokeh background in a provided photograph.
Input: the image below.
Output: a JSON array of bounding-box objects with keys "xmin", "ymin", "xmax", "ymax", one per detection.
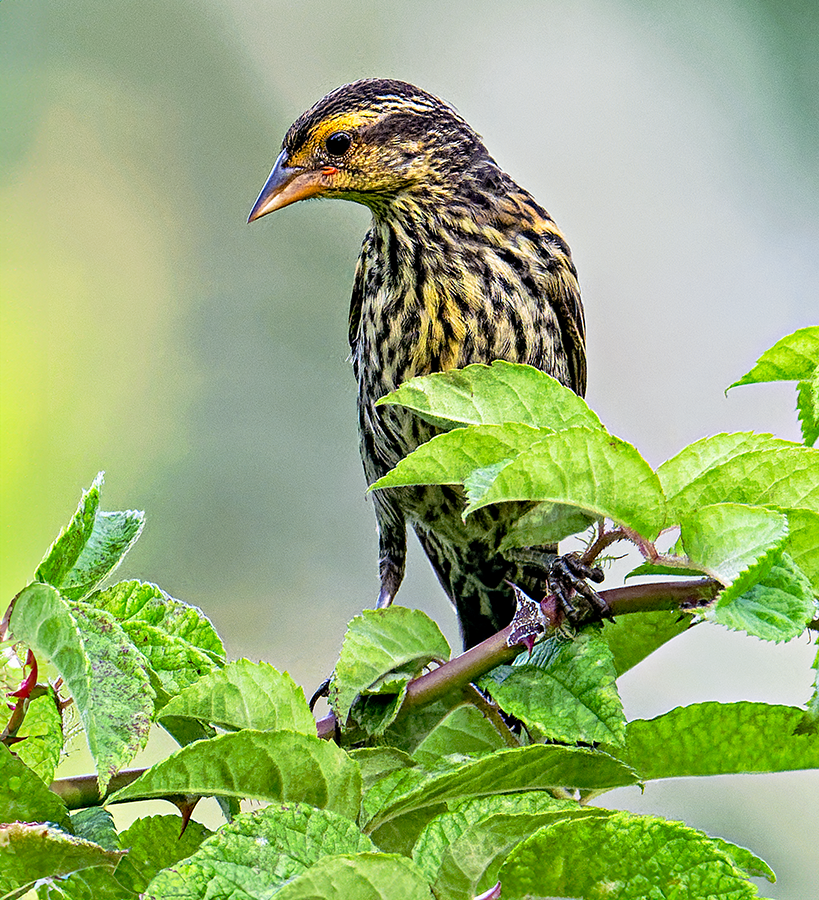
[{"xmin": 1, "ymin": 1, "xmax": 817, "ymax": 895}]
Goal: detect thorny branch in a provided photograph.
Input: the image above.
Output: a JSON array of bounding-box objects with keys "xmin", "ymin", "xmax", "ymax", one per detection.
[{"xmin": 41, "ymin": 569, "xmax": 819, "ymax": 810}]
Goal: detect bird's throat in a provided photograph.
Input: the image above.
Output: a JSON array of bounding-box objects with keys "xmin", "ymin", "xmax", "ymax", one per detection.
[{"xmin": 364, "ymin": 214, "xmax": 475, "ymax": 387}]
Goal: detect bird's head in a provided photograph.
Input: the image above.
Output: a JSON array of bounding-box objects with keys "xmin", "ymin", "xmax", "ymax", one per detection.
[{"xmin": 248, "ymin": 79, "xmax": 489, "ymax": 222}]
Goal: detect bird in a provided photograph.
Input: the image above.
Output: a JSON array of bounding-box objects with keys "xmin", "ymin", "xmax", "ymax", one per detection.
[{"xmin": 249, "ymin": 78, "xmax": 601, "ymax": 649}]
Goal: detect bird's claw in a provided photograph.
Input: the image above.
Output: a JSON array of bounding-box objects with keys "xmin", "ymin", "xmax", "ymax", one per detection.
[
  {"xmin": 309, "ymin": 677, "xmax": 331, "ymax": 712},
  {"xmin": 547, "ymin": 552, "xmax": 610, "ymax": 623}
]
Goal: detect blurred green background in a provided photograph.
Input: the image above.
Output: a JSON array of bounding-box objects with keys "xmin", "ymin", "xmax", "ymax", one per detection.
[{"xmin": 1, "ymin": 1, "xmax": 817, "ymax": 895}]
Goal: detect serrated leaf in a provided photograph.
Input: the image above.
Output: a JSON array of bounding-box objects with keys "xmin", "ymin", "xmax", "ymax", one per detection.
[
  {"xmin": 795, "ymin": 643, "xmax": 819, "ymax": 735},
  {"xmin": 370, "ymin": 423, "xmax": 549, "ymax": 490},
  {"xmin": 412, "ymin": 793, "xmax": 583, "ymax": 880},
  {"xmin": 7, "ymin": 685, "xmax": 63, "ymax": 783},
  {"xmin": 499, "ymin": 810, "xmax": 765, "ymax": 899},
  {"xmin": 0, "ymin": 822, "xmax": 123, "ymax": 896},
  {"xmin": 70, "ymin": 807, "xmax": 118, "ymax": 851},
  {"xmin": 797, "ymin": 367, "xmax": 819, "ymax": 446},
  {"xmin": 349, "ymin": 747, "xmax": 417, "ymax": 791},
  {"xmin": 143, "ymin": 803, "xmax": 374, "ymax": 898},
  {"xmin": 728, "ymin": 326, "xmax": 819, "ymax": 388},
  {"xmin": 87, "ymin": 580, "xmax": 225, "ymax": 694},
  {"xmin": 46, "ymin": 859, "xmax": 140, "ymax": 900},
  {"xmin": 0, "ymin": 744, "xmax": 71, "ymax": 829},
  {"xmin": 479, "ymin": 630, "xmax": 626, "ymax": 745},
  {"xmin": 465, "ymin": 427, "xmax": 666, "ymax": 539},
  {"xmin": 378, "ymin": 360, "xmax": 604, "ymax": 431},
  {"xmin": 711, "ymin": 551, "xmax": 815, "ymax": 641},
  {"xmin": 370, "ymin": 806, "xmax": 447, "ymax": 857},
  {"xmin": 625, "ymin": 561, "xmax": 710, "ymax": 579},
  {"xmin": 35, "ymin": 473, "xmax": 144, "ymax": 601},
  {"xmin": 109, "ymin": 729, "xmax": 361, "ymax": 820},
  {"xmin": 411, "ymin": 704, "xmax": 509, "ymax": 766},
  {"xmin": 269, "ymin": 853, "xmax": 435, "ymax": 900},
  {"xmin": 413, "ymin": 793, "xmax": 607, "ymax": 900},
  {"xmin": 621, "ymin": 702, "xmax": 819, "ymax": 779},
  {"xmin": 331, "ymin": 607, "xmax": 450, "ymax": 727},
  {"xmin": 362, "ymin": 743, "xmax": 637, "ymax": 834},
  {"xmin": 711, "ymin": 836, "xmax": 777, "ymax": 883},
  {"xmin": 352, "ymin": 686, "xmax": 410, "ymax": 737},
  {"xmin": 680, "ymin": 503, "xmax": 788, "ymax": 594},
  {"xmin": 661, "ymin": 441, "xmax": 819, "ymax": 522},
  {"xmin": 9, "ymin": 584, "xmax": 154, "ymax": 793},
  {"xmin": 110, "ymin": 814, "xmax": 211, "ymax": 894},
  {"xmin": 657, "ymin": 432, "xmax": 793, "ymax": 505},
  {"xmin": 777, "ymin": 507, "xmax": 819, "ymax": 589},
  {"xmin": 381, "ymin": 695, "xmax": 466, "ymax": 756},
  {"xmin": 158, "ymin": 659, "xmax": 314, "ymax": 734},
  {"xmin": 500, "ymin": 501, "xmax": 596, "ymax": 547},
  {"xmin": 603, "ymin": 609, "xmax": 694, "ymax": 676}
]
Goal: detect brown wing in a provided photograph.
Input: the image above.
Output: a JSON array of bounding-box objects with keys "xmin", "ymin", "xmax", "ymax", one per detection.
[{"xmin": 551, "ymin": 264, "xmax": 587, "ymax": 397}]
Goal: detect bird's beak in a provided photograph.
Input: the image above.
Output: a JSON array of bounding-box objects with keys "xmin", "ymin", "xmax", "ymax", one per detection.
[{"xmin": 247, "ymin": 150, "xmax": 329, "ymax": 223}]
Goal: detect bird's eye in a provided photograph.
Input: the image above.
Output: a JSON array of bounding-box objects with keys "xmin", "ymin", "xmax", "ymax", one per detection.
[{"xmin": 325, "ymin": 131, "xmax": 352, "ymax": 156}]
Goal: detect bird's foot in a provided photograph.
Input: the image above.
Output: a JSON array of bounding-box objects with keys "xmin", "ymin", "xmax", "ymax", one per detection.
[{"xmin": 547, "ymin": 552, "xmax": 609, "ymax": 624}]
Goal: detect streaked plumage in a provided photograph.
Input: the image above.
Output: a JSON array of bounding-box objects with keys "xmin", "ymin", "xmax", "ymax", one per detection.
[{"xmin": 249, "ymin": 79, "xmax": 586, "ymax": 648}]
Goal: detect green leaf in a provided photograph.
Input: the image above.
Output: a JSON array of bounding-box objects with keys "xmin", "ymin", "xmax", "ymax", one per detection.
[
  {"xmin": 411, "ymin": 704, "xmax": 509, "ymax": 766},
  {"xmin": 370, "ymin": 423, "xmax": 549, "ymax": 490},
  {"xmin": 260, "ymin": 853, "xmax": 435, "ymax": 900},
  {"xmin": 625, "ymin": 561, "xmax": 711, "ymax": 578},
  {"xmin": 43, "ymin": 863, "xmax": 140, "ymax": 900},
  {"xmin": 0, "ymin": 822, "xmax": 123, "ymax": 897},
  {"xmin": 352, "ymin": 685, "xmax": 412, "ymax": 737},
  {"xmin": 0, "ymin": 744, "xmax": 71, "ymax": 829},
  {"xmin": 144, "ymin": 803, "xmax": 374, "ymax": 898},
  {"xmin": 603, "ymin": 609, "xmax": 694, "ymax": 677},
  {"xmin": 378, "ymin": 360, "xmax": 604, "ymax": 431},
  {"xmin": 35, "ymin": 473, "xmax": 144, "ymax": 601},
  {"xmin": 413, "ymin": 793, "xmax": 607, "ymax": 900},
  {"xmin": 680, "ymin": 503, "xmax": 788, "ymax": 592},
  {"xmin": 108, "ymin": 729, "xmax": 362, "ymax": 820},
  {"xmin": 158, "ymin": 659, "xmax": 314, "ymax": 734},
  {"xmin": 362, "ymin": 743, "xmax": 637, "ymax": 834},
  {"xmin": 657, "ymin": 432, "xmax": 793, "ymax": 506},
  {"xmin": 466, "ymin": 427, "xmax": 666, "ymax": 540},
  {"xmin": 795, "ymin": 642, "xmax": 819, "ymax": 735},
  {"xmin": 87, "ymin": 580, "xmax": 225, "ymax": 695},
  {"xmin": 499, "ymin": 810, "xmax": 766, "ymax": 899},
  {"xmin": 621, "ymin": 702, "xmax": 819, "ymax": 779},
  {"xmin": 660, "ymin": 439, "xmax": 819, "ymax": 521},
  {"xmin": 711, "ymin": 837, "xmax": 777, "ymax": 883},
  {"xmin": 70, "ymin": 807, "xmax": 118, "ymax": 851},
  {"xmin": 662, "ymin": 438, "xmax": 819, "ymax": 592},
  {"xmin": 349, "ymin": 747, "xmax": 417, "ymax": 792},
  {"xmin": 711, "ymin": 551, "xmax": 816, "ymax": 642},
  {"xmin": 5, "ymin": 684, "xmax": 63, "ymax": 783},
  {"xmin": 109, "ymin": 815, "xmax": 210, "ymax": 893},
  {"xmin": 797, "ymin": 368, "xmax": 819, "ymax": 446},
  {"xmin": 331, "ymin": 607, "xmax": 450, "ymax": 727},
  {"xmin": 728, "ymin": 326, "xmax": 819, "ymax": 388},
  {"xmin": 500, "ymin": 501, "xmax": 596, "ymax": 547},
  {"xmin": 9, "ymin": 584, "xmax": 154, "ymax": 793},
  {"xmin": 479, "ymin": 630, "xmax": 626, "ymax": 745},
  {"xmin": 779, "ymin": 507, "xmax": 819, "ymax": 589},
  {"xmin": 381, "ymin": 695, "xmax": 466, "ymax": 756}
]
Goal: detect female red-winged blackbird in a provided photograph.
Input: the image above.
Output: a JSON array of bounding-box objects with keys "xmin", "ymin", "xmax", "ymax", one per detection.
[{"xmin": 249, "ymin": 79, "xmax": 595, "ymax": 649}]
